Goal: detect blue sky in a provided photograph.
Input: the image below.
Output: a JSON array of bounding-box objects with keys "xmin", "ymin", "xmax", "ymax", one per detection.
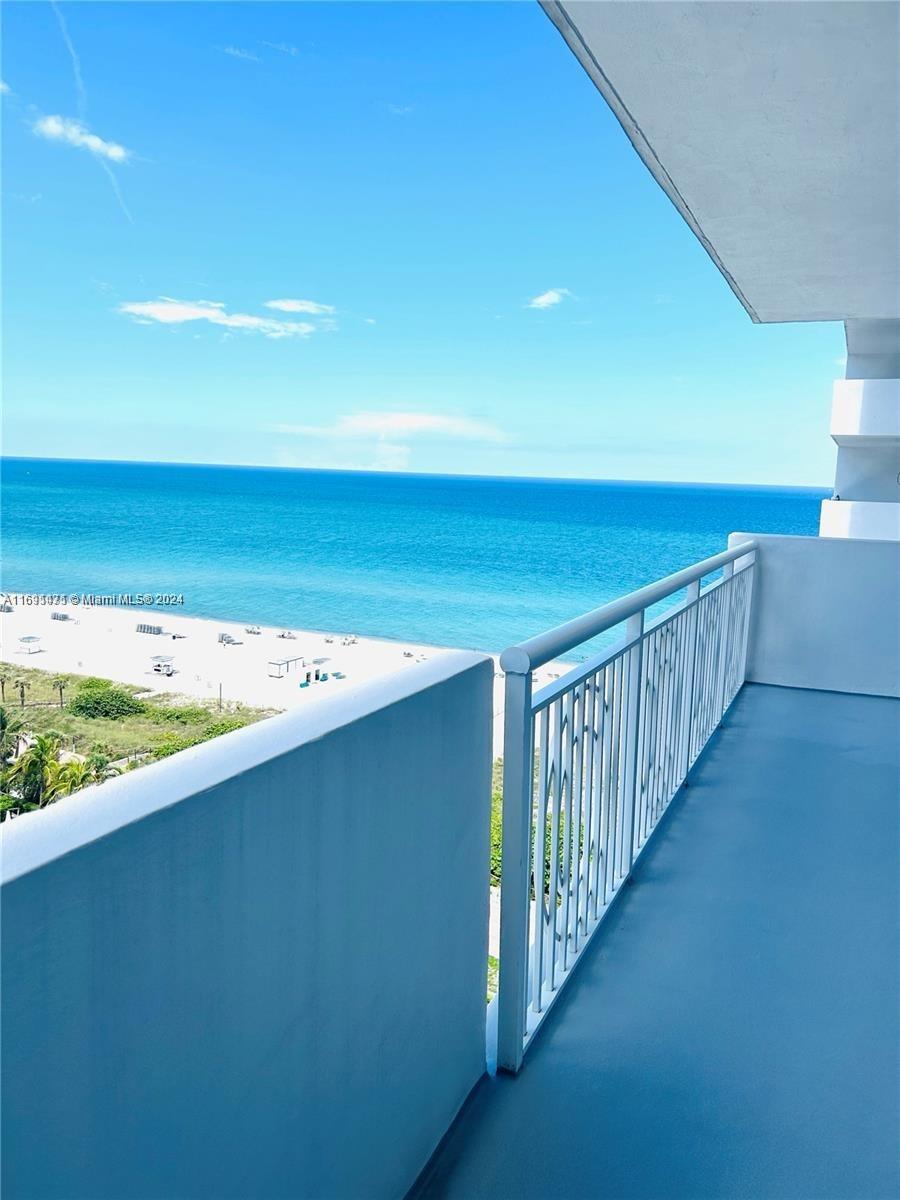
[{"xmin": 2, "ymin": 1, "xmax": 843, "ymax": 485}]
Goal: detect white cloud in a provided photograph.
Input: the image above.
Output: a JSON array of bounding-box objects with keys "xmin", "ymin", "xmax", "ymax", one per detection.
[
  {"xmin": 364, "ymin": 317, "xmax": 376, "ymax": 325},
  {"xmin": 0, "ymin": 81, "xmax": 10, "ymax": 95},
  {"xmin": 118, "ymin": 297, "xmax": 318, "ymax": 339},
  {"xmin": 526, "ymin": 288, "xmax": 571, "ymax": 310},
  {"xmin": 388, "ymin": 103, "xmax": 414, "ymax": 116},
  {"xmin": 264, "ymin": 298, "xmax": 336, "ymax": 315},
  {"xmin": 261, "ymin": 41, "xmax": 298, "ymax": 56},
  {"xmin": 220, "ymin": 46, "xmax": 260, "ymax": 62},
  {"xmin": 270, "ymin": 411, "xmax": 507, "ymax": 442},
  {"xmin": 33, "ymin": 115, "xmax": 130, "ymax": 162}
]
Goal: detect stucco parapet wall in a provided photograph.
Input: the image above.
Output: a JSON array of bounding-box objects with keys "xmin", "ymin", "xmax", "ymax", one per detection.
[
  {"xmin": 831, "ymin": 378, "xmax": 900, "ymax": 444},
  {"xmin": 728, "ymin": 532, "xmax": 900, "ymax": 696},
  {"xmin": 819, "ymin": 500, "xmax": 900, "ymax": 542},
  {"xmin": 1, "ymin": 649, "xmax": 494, "ymax": 884}
]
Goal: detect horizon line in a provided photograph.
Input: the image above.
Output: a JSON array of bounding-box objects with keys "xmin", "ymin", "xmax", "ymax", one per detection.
[{"xmin": 0, "ymin": 453, "xmax": 831, "ymax": 494}]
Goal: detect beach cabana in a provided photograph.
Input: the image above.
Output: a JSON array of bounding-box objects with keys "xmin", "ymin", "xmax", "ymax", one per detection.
[
  {"xmin": 267, "ymin": 655, "xmax": 305, "ymax": 679},
  {"xmin": 18, "ymin": 635, "xmax": 41, "ymax": 654}
]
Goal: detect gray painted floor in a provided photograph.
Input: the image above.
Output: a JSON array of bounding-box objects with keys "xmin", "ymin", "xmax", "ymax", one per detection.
[{"xmin": 416, "ymin": 685, "xmax": 900, "ymax": 1200}]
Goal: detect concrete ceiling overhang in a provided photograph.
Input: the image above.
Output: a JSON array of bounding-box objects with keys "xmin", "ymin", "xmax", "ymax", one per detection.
[{"xmin": 541, "ymin": 1, "xmax": 900, "ymax": 324}]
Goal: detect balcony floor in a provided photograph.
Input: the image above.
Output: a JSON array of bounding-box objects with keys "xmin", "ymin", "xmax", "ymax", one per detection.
[{"xmin": 416, "ymin": 684, "xmax": 900, "ymax": 1200}]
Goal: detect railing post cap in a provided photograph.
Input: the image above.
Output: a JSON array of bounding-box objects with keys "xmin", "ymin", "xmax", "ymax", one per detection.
[{"xmin": 500, "ymin": 646, "xmax": 532, "ymax": 675}]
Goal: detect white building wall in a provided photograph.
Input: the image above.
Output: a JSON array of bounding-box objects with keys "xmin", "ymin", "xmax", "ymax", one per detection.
[
  {"xmin": 822, "ymin": 321, "xmax": 900, "ymax": 540},
  {"xmin": 729, "ymin": 533, "xmax": 900, "ymax": 697},
  {"xmin": 1, "ymin": 652, "xmax": 494, "ymax": 1200}
]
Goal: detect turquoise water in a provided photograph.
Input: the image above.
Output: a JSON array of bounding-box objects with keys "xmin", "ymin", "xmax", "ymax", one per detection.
[{"xmin": 1, "ymin": 458, "xmax": 826, "ymax": 654}]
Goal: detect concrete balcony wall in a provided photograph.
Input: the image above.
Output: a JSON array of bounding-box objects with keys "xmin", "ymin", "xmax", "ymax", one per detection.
[
  {"xmin": 820, "ymin": 497, "xmax": 900, "ymax": 541},
  {"xmin": 729, "ymin": 532, "xmax": 900, "ymax": 697},
  {"xmin": 1, "ymin": 652, "xmax": 494, "ymax": 1200}
]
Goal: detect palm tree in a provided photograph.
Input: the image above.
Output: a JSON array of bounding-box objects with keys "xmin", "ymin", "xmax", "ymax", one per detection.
[
  {"xmin": 46, "ymin": 759, "xmax": 94, "ymax": 799},
  {"xmin": 0, "ymin": 706, "xmax": 24, "ymax": 766},
  {"xmin": 14, "ymin": 678, "xmax": 28, "ymax": 710},
  {"xmin": 51, "ymin": 677, "xmax": 66, "ymax": 709},
  {"xmin": 0, "ymin": 667, "xmax": 11, "ymax": 704},
  {"xmin": 8, "ymin": 733, "xmax": 63, "ymax": 807}
]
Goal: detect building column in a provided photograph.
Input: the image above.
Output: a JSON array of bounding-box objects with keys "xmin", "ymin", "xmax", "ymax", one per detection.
[{"xmin": 820, "ymin": 319, "xmax": 900, "ymax": 541}]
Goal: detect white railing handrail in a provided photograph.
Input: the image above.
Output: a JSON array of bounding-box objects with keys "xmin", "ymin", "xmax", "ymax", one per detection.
[{"xmin": 500, "ymin": 540, "xmax": 757, "ymax": 674}]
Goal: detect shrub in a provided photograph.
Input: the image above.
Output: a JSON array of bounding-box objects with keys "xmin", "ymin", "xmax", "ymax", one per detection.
[
  {"xmin": 69, "ymin": 681, "xmax": 146, "ymax": 719},
  {"xmin": 203, "ymin": 718, "xmax": 246, "ymax": 738},
  {"xmin": 146, "ymin": 705, "xmax": 212, "ymax": 725},
  {"xmin": 150, "ymin": 717, "xmax": 247, "ymax": 760}
]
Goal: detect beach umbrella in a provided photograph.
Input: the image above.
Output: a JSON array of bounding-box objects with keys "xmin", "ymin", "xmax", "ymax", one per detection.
[{"xmin": 150, "ymin": 655, "xmax": 174, "ymax": 664}]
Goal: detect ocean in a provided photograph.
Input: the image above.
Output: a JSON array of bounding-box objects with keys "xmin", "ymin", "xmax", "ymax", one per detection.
[{"xmin": 1, "ymin": 457, "xmax": 826, "ymax": 656}]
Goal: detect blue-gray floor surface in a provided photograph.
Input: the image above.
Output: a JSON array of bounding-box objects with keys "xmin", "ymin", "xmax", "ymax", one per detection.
[{"xmin": 415, "ymin": 684, "xmax": 900, "ymax": 1200}]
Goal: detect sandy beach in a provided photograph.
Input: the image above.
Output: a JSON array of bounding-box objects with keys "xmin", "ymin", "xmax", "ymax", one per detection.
[{"xmin": 0, "ymin": 597, "xmax": 571, "ymax": 757}]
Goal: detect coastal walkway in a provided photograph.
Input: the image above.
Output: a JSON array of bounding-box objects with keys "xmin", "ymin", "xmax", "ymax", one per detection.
[{"xmin": 415, "ymin": 683, "xmax": 900, "ymax": 1200}]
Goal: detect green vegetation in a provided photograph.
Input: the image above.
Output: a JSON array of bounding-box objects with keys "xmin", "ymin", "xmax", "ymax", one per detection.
[
  {"xmin": 490, "ymin": 758, "xmax": 503, "ymax": 887},
  {"xmin": 486, "ymin": 954, "xmax": 499, "ymax": 1004},
  {"xmin": 0, "ymin": 667, "xmax": 277, "ymax": 820},
  {"xmin": 69, "ymin": 679, "xmax": 146, "ymax": 719},
  {"xmin": 489, "ymin": 756, "xmax": 581, "ymax": 897}
]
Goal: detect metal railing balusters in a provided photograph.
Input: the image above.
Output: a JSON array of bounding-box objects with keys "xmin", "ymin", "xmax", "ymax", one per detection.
[
  {"xmin": 497, "ymin": 542, "xmax": 757, "ymax": 1071},
  {"xmin": 593, "ymin": 670, "xmax": 603, "ymax": 914},
  {"xmin": 559, "ymin": 689, "xmax": 574, "ymax": 972},
  {"xmin": 674, "ymin": 609, "xmax": 690, "ymax": 791},
  {"xmin": 573, "ymin": 683, "xmax": 587, "ymax": 951},
  {"xmin": 610, "ymin": 654, "xmax": 625, "ymax": 898},
  {"xmin": 659, "ymin": 622, "xmax": 677, "ymax": 813},
  {"xmin": 548, "ymin": 698, "xmax": 563, "ymax": 990},
  {"xmin": 580, "ymin": 674, "xmax": 597, "ymax": 934},
  {"xmin": 612, "ymin": 654, "xmax": 626, "ymax": 889},
  {"xmin": 623, "ymin": 613, "xmax": 644, "ymax": 872},
  {"xmin": 661, "ymin": 618, "xmax": 679, "ymax": 809},
  {"xmin": 683, "ymin": 580, "xmax": 701, "ymax": 777},
  {"xmin": 640, "ymin": 635, "xmax": 655, "ymax": 842},
  {"xmin": 657, "ymin": 628, "xmax": 672, "ymax": 825},
  {"xmin": 533, "ymin": 705, "xmax": 550, "ymax": 1016}
]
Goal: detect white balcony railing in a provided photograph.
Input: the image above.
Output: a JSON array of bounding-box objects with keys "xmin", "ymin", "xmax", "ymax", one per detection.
[{"xmin": 496, "ymin": 542, "xmax": 757, "ymax": 1071}]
